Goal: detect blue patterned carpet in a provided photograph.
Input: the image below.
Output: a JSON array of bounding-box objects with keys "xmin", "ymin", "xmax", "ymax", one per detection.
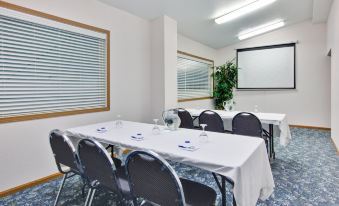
[{"xmin": 1, "ymin": 128, "xmax": 338, "ymax": 206}]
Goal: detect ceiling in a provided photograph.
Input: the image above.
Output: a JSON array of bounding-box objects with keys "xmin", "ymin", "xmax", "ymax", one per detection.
[{"xmin": 98, "ymin": 0, "xmax": 326, "ymax": 49}]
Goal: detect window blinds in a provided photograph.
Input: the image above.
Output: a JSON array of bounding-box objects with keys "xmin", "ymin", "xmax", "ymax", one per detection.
[
  {"xmin": 177, "ymin": 56, "xmax": 213, "ymax": 101},
  {"xmin": 0, "ymin": 13, "xmax": 108, "ymax": 119}
]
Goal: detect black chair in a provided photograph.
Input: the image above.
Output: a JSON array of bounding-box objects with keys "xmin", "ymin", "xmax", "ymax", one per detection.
[
  {"xmin": 126, "ymin": 150, "xmax": 217, "ymax": 206},
  {"xmin": 199, "ymin": 110, "xmax": 225, "ymax": 133},
  {"xmin": 49, "ymin": 129, "xmax": 83, "ymax": 206},
  {"xmin": 77, "ymin": 138, "xmax": 131, "ymax": 206},
  {"xmin": 232, "ymin": 112, "xmax": 269, "ymax": 151},
  {"xmin": 177, "ymin": 108, "xmax": 195, "ymax": 129}
]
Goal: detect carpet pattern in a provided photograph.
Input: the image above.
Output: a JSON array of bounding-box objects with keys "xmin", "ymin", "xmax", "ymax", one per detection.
[{"xmin": 1, "ymin": 128, "xmax": 338, "ymax": 206}]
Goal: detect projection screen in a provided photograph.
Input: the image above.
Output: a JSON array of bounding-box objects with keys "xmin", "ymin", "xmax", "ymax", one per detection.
[{"xmin": 236, "ymin": 43, "xmax": 296, "ymax": 90}]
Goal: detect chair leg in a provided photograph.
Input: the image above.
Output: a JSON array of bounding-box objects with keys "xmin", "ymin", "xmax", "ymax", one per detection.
[
  {"xmin": 133, "ymin": 198, "xmax": 138, "ymax": 206},
  {"xmin": 81, "ymin": 184, "xmax": 87, "ymax": 198},
  {"xmin": 54, "ymin": 173, "xmax": 68, "ymax": 206},
  {"xmin": 84, "ymin": 188, "xmax": 93, "ymax": 206},
  {"xmin": 221, "ymin": 176, "xmax": 226, "ymax": 206},
  {"xmin": 266, "ymin": 139, "xmax": 269, "ymax": 154},
  {"xmin": 87, "ymin": 189, "xmax": 96, "ymax": 206}
]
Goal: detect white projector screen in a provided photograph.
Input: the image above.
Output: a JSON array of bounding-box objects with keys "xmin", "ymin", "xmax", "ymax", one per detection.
[{"xmin": 237, "ymin": 43, "xmax": 296, "ymax": 90}]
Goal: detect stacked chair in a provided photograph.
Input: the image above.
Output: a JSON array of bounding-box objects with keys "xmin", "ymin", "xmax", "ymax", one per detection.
[
  {"xmin": 49, "ymin": 130, "xmax": 85, "ymax": 206},
  {"xmin": 49, "ymin": 130, "xmax": 217, "ymax": 206},
  {"xmin": 232, "ymin": 112, "xmax": 269, "ymax": 152},
  {"xmin": 177, "ymin": 108, "xmax": 195, "ymax": 129},
  {"xmin": 198, "ymin": 110, "xmax": 226, "ymax": 133},
  {"xmin": 126, "ymin": 150, "xmax": 217, "ymax": 206},
  {"xmin": 49, "ymin": 130, "xmax": 130, "ymax": 206}
]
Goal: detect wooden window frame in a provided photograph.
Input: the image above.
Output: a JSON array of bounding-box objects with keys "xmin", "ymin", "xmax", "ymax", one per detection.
[
  {"xmin": 0, "ymin": 2, "xmax": 110, "ymax": 124},
  {"xmin": 177, "ymin": 51, "xmax": 214, "ymax": 102}
]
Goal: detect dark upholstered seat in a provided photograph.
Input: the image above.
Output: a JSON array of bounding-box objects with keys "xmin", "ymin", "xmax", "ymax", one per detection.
[
  {"xmin": 126, "ymin": 150, "xmax": 217, "ymax": 206},
  {"xmin": 77, "ymin": 138, "xmax": 131, "ymax": 206},
  {"xmin": 199, "ymin": 110, "xmax": 225, "ymax": 133},
  {"xmin": 178, "ymin": 108, "xmax": 195, "ymax": 129}
]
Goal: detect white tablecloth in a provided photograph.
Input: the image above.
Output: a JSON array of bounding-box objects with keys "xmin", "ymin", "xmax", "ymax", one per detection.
[
  {"xmin": 68, "ymin": 121, "xmax": 275, "ymax": 206},
  {"xmin": 187, "ymin": 109, "xmax": 292, "ymax": 146}
]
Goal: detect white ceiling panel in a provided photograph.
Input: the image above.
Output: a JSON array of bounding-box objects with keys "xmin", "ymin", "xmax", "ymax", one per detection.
[{"xmin": 99, "ymin": 0, "xmax": 315, "ymax": 48}]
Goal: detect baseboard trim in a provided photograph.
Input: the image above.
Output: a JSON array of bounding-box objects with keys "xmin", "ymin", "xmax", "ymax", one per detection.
[
  {"xmin": 0, "ymin": 172, "xmax": 62, "ymax": 198},
  {"xmin": 289, "ymin": 124, "xmax": 331, "ymax": 131},
  {"xmin": 330, "ymin": 137, "xmax": 339, "ymax": 155}
]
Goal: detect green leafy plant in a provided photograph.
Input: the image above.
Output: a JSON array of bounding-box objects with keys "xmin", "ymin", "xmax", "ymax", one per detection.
[{"xmin": 213, "ymin": 60, "xmax": 238, "ymax": 110}]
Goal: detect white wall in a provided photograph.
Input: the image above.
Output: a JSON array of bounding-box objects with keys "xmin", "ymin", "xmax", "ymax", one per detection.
[
  {"xmin": 177, "ymin": 34, "xmax": 217, "ymax": 109},
  {"xmin": 150, "ymin": 16, "xmax": 177, "ymax": 120},
  {"xmin": 150, "ymin": 17, "xmax": 165, "ymax": 120},
  {"xmin": 216, "ymin": 21, "xmax": 331, "ymax": 128},
  {"xmin": 327, "ymin": 0, "xmax": 339, "ymax": 148},
  {"xmin": 164, "ymin": 17, "xmax": 178, "ymax": 110},
  {"xmin": 0, "ymin": 0, "xmax": 152, "ymax": 191}
]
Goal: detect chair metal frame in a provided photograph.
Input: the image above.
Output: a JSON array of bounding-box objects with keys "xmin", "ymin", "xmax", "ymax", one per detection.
[
  {"xmin": 49, "ymin": 129, "xmax": 84, "ymax": 206},
  {"xmin": 125, "ymin": 150, "xmax": 186, "ymax": 206},
  {"xmin": 211, "ymin": 173, "xmax": 236, "ymax": 206},
  {"xmin": 77, "ymin": 138, "xmax": 125, "ymax": 206}
]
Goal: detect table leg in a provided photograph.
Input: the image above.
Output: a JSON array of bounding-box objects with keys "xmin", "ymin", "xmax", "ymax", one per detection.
[
  {"xmin": 269, "ymin": 124, "xmax": 275, "ymax": 160},
  {"xmin": 212, "ymin": 173, "xmax": 237, "ymax": 206},
  {"xmin": 221, "ymin": 176, "xmax": 226, "ymax": 206},
  {"xmin": 105, "ymin": 145, "xmax": 114, "ymax": 158},
  {"xmin": 212, "ymin": 173, "xmax": 225, "ymax": 206}
]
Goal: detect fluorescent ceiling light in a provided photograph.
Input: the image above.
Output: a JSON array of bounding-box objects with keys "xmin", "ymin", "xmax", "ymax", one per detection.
[
  {"xmin": 238, "ymin": 19, "xmax": 285, "ymax": 40},
  {"xmin": 215, "ymin": 0, "xmax": 277, "ymax": 24}
]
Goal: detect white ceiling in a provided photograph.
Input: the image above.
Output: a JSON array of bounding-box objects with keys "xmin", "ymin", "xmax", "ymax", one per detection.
[
  {"xmin": 99, "ymin": 0, "xmax": 318, "ymax": 49},
  {"xmin": 312, "ymin": 0, "xmax": 333, "ymax": 23}
]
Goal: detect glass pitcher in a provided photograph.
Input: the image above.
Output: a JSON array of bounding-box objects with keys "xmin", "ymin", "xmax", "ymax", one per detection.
[{"xmin": 162, "ymin": 109, "xmax": 181, "ymax": 131}]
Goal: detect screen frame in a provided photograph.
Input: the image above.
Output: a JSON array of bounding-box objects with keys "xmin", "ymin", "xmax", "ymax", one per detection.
[{"xmin": 236, "ymin": 43, "xmax": 296, "ymax": 90}]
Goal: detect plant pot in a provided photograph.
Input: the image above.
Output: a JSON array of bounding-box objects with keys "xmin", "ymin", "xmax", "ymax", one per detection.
[{"xmin": 223, "ymin": 100, "xmax": 235, "ymax": 111}]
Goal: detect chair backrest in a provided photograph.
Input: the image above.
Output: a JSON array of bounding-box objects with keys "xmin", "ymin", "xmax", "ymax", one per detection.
[
  {"xmin": 232, "ymin": 112, "xmax": 263, "ymax": 137},
  {"xmin": 199, "ymin": 110, "xmax": 224, "ymax": 133},
  {"xmin": 126, "ymin": 150, "xmax": 185, "ymax": 206},
  {"xmin": 77, "ymin": 138, "xmax": 121, "ymax": 192},
  {"xmin": 177, "ymin": 108, "xmax": 194, "ymax": 129},
  {"xmin": 49, "ymin": 129, "xmax": 80, "ymax": 174}
]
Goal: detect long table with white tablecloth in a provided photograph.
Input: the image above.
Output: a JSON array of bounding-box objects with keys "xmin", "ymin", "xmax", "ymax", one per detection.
[
  {"xmin": 187, "ymin": 109, "xmax": 292, "ymax": 159},
  {"xmin": 68, "ymin": 121, "xmax": 275, "ymax": 206}
]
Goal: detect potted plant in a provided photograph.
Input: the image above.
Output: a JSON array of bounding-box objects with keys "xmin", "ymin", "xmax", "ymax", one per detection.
[{"xmin": 213, "ymin": 60, "xmax": 238, "ymax": 110}]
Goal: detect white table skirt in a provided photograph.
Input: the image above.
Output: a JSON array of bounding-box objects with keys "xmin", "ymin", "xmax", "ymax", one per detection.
[
  {"xmin": 68, "ymin": 121, "xmax": 275, "ymax": 206},
  {"xmin": 187, "ymin": 108, "xmax": 292, "ymax": 146}
]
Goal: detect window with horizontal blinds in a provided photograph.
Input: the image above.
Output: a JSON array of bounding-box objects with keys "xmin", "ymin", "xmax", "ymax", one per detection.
[
  {"xmin": 0, "ymin": 5, "xmax": 109, "ymax": 123},
  {"xmin": 177, "ymin": 53, "xmax": 213, "ymax": 101}
]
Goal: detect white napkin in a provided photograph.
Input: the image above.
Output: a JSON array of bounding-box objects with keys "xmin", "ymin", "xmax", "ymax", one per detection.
[
  {"xmin": 131, "ymin": 133, "xmax": 144, "ymax": 141},
  {"xmin": 96, "ymin": 127, "xmax": 107, "ymax": 133},
  {"xmin": 178, "ymin": 141, "xmax": 199, "ymax": 151}
]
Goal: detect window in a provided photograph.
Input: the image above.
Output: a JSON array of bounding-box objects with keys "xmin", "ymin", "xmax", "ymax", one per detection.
[
  {"xmin": 0, "ymin": 3, "xmax": 110, "ymax": 123},
  {"xmin": 177, "ymin": 51, "xmax": 214, "ymax": 102}
]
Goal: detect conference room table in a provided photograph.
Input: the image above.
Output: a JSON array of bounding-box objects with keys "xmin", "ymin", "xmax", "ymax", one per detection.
[
  {"xmin": 186, "ymin": 109, "xmax": 292, "ymax": 160},
  {"xmin": 68, "ymin": 120, "xmax": 275, "ymax": 206}
]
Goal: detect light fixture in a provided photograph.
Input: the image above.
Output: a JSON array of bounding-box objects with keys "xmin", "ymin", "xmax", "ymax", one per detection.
[
  {"xmin": 238, "ymin": 19, "xmax": 285, "ymax": 40},
  {"xmin": 215, "ymin": 0, "xmax": 277, "ymax": 24}
]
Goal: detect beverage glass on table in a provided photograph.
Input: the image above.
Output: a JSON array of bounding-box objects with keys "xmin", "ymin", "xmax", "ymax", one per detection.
[
  {"xmin": 115, "ymin": 114, "xmax": 123, "ymax": 128},
  {"xmin": 199, "ymin": 124, "xmax": 208, "ymax": 143},
  {"xmin": 152, "ymin": 119, "xmax": 161, "ymax": 135}
]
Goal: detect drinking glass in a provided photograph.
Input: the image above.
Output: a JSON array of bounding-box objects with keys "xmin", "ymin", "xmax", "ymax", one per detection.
[
  {"xmin": 254, "ymin": 105, "xmax": 259, "ymax": 113},
  {"xmin": 115, "ymin": 114, "xmax": 123, "ymax": 128},
  {"xmin": 152, "ymin": 119, "xmax": 161, "ymax": 135},
  {"xmin": 199, "ymin": 124, "xmax": 208, "ymax": 143}
]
